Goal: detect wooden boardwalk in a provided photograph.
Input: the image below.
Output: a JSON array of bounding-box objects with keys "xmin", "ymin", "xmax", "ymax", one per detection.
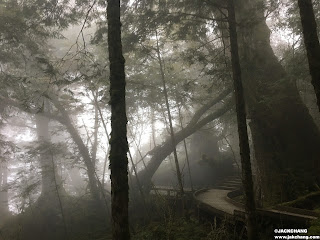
[
  {"xmin": 194, "ymin": 188, "xmax": 318, "ymax": 223},
  {"xmin": 152, "ymin": 170, "xmax": 318, "ymax": 225},
  {"xmin": 195, "ymin": 189, "xmax": 242, "ymax": 215},
  {"xmin": 193, "ymin": 173, "xmax": 319, "ymax": 224}
]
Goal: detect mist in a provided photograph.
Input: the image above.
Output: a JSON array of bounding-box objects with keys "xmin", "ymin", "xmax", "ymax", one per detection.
[{"xmin": 1, "ymin": 0, "xmax": 320, "ymax": 239}]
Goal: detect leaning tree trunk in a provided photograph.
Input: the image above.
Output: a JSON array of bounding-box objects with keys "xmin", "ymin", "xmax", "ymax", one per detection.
[
  {"xmin": 48, "ymin": 95, "xmax": 101, "ymax": 202},
  {"xmin": 107, "ymin": 0, "xmax": 130, "ymax": 239},
  {"xmin": 234, "ymin": 0, "xmax": 320, "ymax": 204},
  {"xmin": 298, "ymin": 0, "xmax": 320, "ymax": 113},
  {"xmin": 138, "ymin": 91, "xmax": 233, "ymax": 190},
  {"xmin": 228, "ymin": 0, "xmax": 258, "ymax": 239}
]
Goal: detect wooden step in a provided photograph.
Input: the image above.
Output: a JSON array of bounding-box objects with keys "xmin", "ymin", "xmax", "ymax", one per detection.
[
  {"xmin": 222, "ymin": 182, "xmax": 241, "ymax": 187},
  {"xmin": 215, "ymin": 185, "xmax": 238, "ymax": 190},
  {"xmin": 224, "ymin": 180, "xmax": 242, "ymax": 184}
]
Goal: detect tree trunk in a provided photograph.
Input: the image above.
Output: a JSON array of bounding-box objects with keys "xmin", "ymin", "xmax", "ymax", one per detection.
[
  {"xmin": 35, "ymin": 114, "xmax": 57, "ymax": 196},
  {"xmin": 0, "ymin": 160, "xmax": 9, "ymax": 216},
  {"xmin": 35, "ymin": 103, "xmax": 66, "ymax": 199},
  {"xmin": 93, "ymin": 93, "xmax": 111, "ymax": 187},
  {"xmin": 107, "ymin": 0, "xmax": 130, "ymax": 239},
  {"xmin": 177, "ymin": 105, "xmax": 194, "ymax": 191},
  {"xmin": 298, "ymin": 0, "xmax": 320, "ymax": 113},
  {"xmin": 234, "ymin": 0, "xmax": 320, "ymax": 203},
  {"xmin": 92, "ymin": 93, "xmax": 100, "ymax": 168},
  {"xmin": 35, "ymin": 106, "xmax": 68, "ymax": 239},
  {"xmin": 48, "ymin": 95, "xmax": 101, "ymax": 202},
  {"xmin": 155, "ymin": 30, "xmax": 184, "ymax": 195},
  {"xmin": 150, "ymin": 108, "xmax": 157, "ymax": 148},
  {"xmin": 228, "ymin": 0, "xmax": 258, "ymax": 238},
  {"xmin": 0, "ymin": 95, "xmax": 102, "ymax": 202}
]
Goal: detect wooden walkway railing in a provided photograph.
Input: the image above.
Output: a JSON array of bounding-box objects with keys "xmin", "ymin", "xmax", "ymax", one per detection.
[{"xmin": 151, "ymin": 170, "xmax": 319, "ymax": 226}]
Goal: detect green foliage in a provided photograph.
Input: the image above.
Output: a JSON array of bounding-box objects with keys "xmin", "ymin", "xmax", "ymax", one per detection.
[
  {"xmin": 129, "ymin": 194, "xmax": 235, "ymax": 240},
  {"xmin": 309, "ymin": 218, "xmax": 320, "ymax": 235},
  {"xmin": 281, "ymin": 191, "xmax": 320, "ymax": 210},
  {"xmin": 132, "ymin": 218, "xmax": 233, "ymax": 240}
]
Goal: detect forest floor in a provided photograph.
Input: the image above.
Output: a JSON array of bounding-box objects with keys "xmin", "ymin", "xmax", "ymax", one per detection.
[{"xmin": 2, "ymin": 191, "xmax": 320, "ymax": 240}]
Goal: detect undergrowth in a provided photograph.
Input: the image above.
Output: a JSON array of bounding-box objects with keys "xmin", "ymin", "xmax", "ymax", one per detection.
[{"xmin": 132, "ymin": 217, "xmax": 235, "ymax": 240}]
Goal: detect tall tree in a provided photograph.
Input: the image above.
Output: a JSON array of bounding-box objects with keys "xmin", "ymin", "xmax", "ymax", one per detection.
[
  {"xmin": 129, "ymin": 0, "xmax": 320, "ymax": 203},
  {"xmin": 35, "ymin": 111, "xmax": 61, "ymax": 197},
  {"xmin": 155, "ymin": 31, "xmax": 184, "ymax": 195},
  {"xmin": 298, "ymin": 0, "xmax": 320, "ymax": 112},
  {"xmin": 107, "ymin": 0, "xmax": 130, "ymax": 239},
  {"xmin": 35, "ymin": 102, "xmax": 68, "ymax": 240},
  {"xmin": 228, "ymin": 0, "xmax": 258, "ymax": 239},
  {"xmin": 233, "ymin": 0, "xmax": 320, "ymax": 203},
  {"xmin": 0, "ymin": 159, "xmax": 9, "ymax": 218},
  {"xmin": 35, "ymin": 100, "xmax": 66, "ymax": 199},
  {"xmin": 45, "ymin": 94, "xmax": 102, "ymax": 202}
]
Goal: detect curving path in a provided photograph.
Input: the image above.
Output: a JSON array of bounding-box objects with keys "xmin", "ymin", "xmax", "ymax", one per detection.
[
  {"xmin": 195, "ymin": 189, "xmax": 242, "ymax": 215},
  {"xmin": 151, "ymin": 169, "xmax": 318, "ymax": 224},
  {"xmin": 193, "ymin": 173, "xmax": 319, "ymax": 224}
]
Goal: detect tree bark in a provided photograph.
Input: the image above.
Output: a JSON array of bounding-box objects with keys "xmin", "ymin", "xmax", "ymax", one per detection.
[
  {"xmin": 228, "ymin": 0, "xmax": 258, "ymax": 238},
  {"xmin": 107, "ymin": 0, "xmax": 130, "ymax": 239},
  {"xmin": 234, "ymin": 0, "xmax": 320, "ymax": 203},
  {"xmin": 298, "ymin": 0, "xmax": 320, "ymax": 113}
]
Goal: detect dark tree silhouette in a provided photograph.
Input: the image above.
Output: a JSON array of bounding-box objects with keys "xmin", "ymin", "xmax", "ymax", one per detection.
[
  {"xmin": 228, "ymin": 0, "xmax": 258, "ymax": 239},
  {"xmin": 107, "ymin": 0, "xmax": 130, "ymax": 239},
  {"xmin": 298, "ymin": 0, "xmax": 320, "ymax": 113}
]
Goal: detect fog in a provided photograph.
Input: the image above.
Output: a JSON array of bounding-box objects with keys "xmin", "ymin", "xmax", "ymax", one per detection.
[{"xmin": 1, "ymin": 0, "xmax": 320, "ymax": 239}]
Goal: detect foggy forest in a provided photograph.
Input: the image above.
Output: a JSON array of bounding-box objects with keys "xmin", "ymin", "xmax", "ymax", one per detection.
[{"xmin": 1, "ymin": 0, "xmax": 320, "ymax": 239}]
